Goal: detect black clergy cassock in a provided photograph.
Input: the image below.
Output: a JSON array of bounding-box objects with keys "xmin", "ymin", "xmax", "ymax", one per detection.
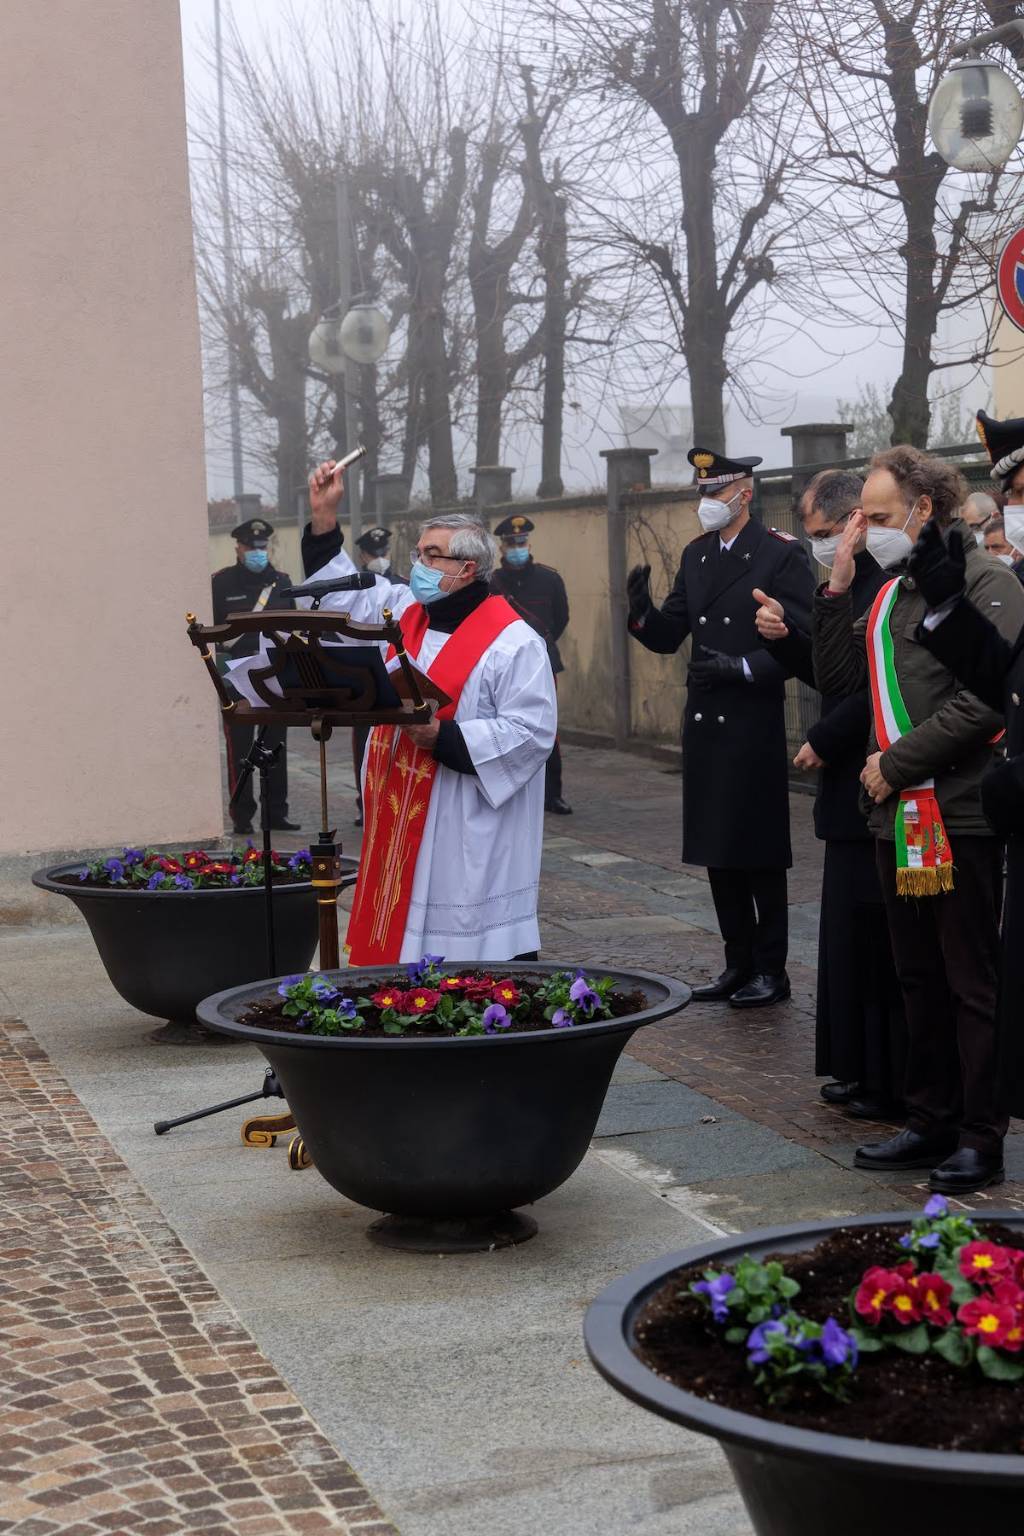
[
  {"xmin": 918, "ymin": 597, "xmax": 1024, "ymax": 1118},
  {"xmin": 631, "ymin": 517, "xmax": 814, "ymax": 869},
  {"xmin": 767, "ymin": 551, "xmax": 905, "ymax": 1096}
]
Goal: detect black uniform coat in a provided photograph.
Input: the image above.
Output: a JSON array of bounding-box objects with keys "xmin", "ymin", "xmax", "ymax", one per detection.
[
  {"xmin": 490, "ymin": 558, "xmax": 569, "ymax": 673},
  {"xmin": 630, "ymin": 516, "xmax": 815, "ymax": 869},
  {"xmin": 918, "ymin": 597, "xmax": 1024, "ymax": 1117},
  {"xmin": 210, "ymin": 561, "xmax": 295, "ymax": 657}
]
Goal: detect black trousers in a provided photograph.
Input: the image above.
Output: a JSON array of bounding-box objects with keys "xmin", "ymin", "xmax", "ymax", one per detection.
[
  {"xmin": 545, "ymin": 738, "xmax": 563, "ymax": 802},
  {"xmin": 223, "ymin": 718, "xmax": 288, "ymax": 831},
  {"xmin": 815, "ymin": 840, "xmax": 905, "ymax": 1096},
  {"xmin": 708, "ymin": 867, "xmax": 788, "ymax": 974},
  {"xmin": 877, "ymin": 836, "xmax": 1006, "ymax": 1156}
]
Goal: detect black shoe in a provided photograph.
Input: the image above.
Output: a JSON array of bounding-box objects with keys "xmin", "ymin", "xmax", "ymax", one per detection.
[
  {"xmin": 268, "ymin": 818, "xmax": 301, "ymax": 831},
  {"xmin": 845, "ymin": 1096, "xmax": 905, "ymax": 1123},
  {"xmin": 354, "ymin": 811, "xmax": 364, "ymax": 827},
  {"xmin": 545, "ymin": 797, "xmax": 573, "ymax": 815},
  {"xmin": 232, "ymin": 823, "xmax": 254, "ymax": 836},
  {"xmin": 929, "ymin": 1147, "xmax": 1005, "ymax": 1195},
  {"xmin": 729, "ymin": 972, "xmax": 791, "ymax": 1009},
  {"xmin": 854, "ymin": 1127, "xmax": 957, "ymax": 1171},
  {"xmin": 820, "ymin": 1080, "xmax": 861, "ymax": 1105},
  {"xmin": 691, "ymin": 966, "xmax": 751, "ymax": 1002}
]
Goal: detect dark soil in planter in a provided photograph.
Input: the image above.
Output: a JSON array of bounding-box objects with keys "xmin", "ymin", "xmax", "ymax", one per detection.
[
  {"xmin": 635, "ymin": 1222, "xmax": 1024, "ymax": 1455},
  {"xmin": 237, "ymin": 974, "xmax": 648, "ymax": 1037}
]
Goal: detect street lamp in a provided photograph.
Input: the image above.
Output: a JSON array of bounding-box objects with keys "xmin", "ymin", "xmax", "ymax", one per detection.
[
  {"xmin": 308, "ymin": 301, "xmax": 390, "ymax": 373},
  {"xmin": 930, "ymin": 22, "xmax": 1024, "ymax": 170},
  {"xmin": 339, "ymin": 302, "xmax": 390, "ymax": 365}
]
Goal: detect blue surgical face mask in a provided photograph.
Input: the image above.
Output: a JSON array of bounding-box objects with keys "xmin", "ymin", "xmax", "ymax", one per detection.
[
  {"xmin": 410, "ymin": 559, "xmax": 465, "ymax": 605},
  {"xmin": 242, "ymin": 548, "xmax": 269, "ymax": 573},
  {"xmin": 504, "ymin": 545, "xmax": 530, "ymax": 566}
]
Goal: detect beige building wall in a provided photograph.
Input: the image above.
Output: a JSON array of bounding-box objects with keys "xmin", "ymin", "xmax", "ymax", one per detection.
[{"xmin": 2, "ymin": 0, "xmax": 221, "ymax": 856}]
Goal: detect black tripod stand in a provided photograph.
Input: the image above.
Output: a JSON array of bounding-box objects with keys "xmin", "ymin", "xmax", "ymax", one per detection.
[{"xmin": 153, "ymin": 725, "xmax": 286, "ymax": 1135}]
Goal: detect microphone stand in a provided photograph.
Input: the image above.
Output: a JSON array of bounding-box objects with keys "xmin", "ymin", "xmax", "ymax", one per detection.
[{"xmin": 153, "ymin": 722, "xmax": 287, "ymax": 1135}]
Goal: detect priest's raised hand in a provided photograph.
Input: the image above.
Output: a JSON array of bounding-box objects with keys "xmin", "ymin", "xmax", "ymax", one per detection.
[{"xmin": 309, "ymin": 459, "xmax": 347, "ymax": 535}]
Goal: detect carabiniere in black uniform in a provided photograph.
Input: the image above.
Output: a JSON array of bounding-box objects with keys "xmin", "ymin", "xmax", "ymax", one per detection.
[
  {"xmin": 627, "ymin": 447, "xmax": 815, "ymax": 1007},
  {"xmin": 211, "ymin": 516, "xmax": 297, "ymax": 835}
]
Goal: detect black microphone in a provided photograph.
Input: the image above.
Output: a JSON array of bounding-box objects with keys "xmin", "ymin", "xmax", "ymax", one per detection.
[{"xmin": 281, "ymin": 571, "xmax": 377, "ymax": 600}]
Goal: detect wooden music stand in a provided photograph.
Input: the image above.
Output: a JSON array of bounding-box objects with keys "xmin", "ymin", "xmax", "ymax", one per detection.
[{"xmin": 185, "ymin": 604, "xmax": 449, "ymax": 968}]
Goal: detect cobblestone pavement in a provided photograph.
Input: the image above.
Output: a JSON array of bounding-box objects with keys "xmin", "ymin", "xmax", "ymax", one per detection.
[
  {"xmin": 0, "ymin": 1017, "xmax": 395, "ymax": 1536},
  {"xmin": 270, "ymin": 731, "xmax": 1024, "ymax": 1218}
]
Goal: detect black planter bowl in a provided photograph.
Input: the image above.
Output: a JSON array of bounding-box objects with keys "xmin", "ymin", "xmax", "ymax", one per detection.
[
  {"xmin": 32, "ymin": 859, "xmax": 358, "ymax": 1044},
  {"xmin": 197, "ymin": 963, "xmax": 690, "ymax": 1250},
  {"xmin": 585, "ymin": 1213, "xmax": 1024, "ymax": 1534}
]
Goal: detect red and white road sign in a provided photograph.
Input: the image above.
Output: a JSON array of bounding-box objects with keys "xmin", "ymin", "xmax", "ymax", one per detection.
[{"xmin": 997, "ymin": 227, "xmax": 1024, "ymax": 334}]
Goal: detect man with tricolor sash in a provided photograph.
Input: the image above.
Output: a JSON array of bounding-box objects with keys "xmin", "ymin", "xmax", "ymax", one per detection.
[
  {"xmin": 298, "ymin": 461, "xmax": 556, "ymax": 965},
  {"xmin": 813, "ymin": 445, "xmax": 1024, "ymax": 1195}
]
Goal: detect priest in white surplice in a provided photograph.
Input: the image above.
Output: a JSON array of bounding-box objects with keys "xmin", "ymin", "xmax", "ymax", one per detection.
[{"xmin": 233, "ymin": 459, "xmax": 557, "ymax": 964}]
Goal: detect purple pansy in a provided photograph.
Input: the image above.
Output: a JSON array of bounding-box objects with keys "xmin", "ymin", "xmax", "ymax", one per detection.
[
  {"xmin": 551, "ymin": 1008, "xmax": 572, "ymax": 1028},
  {"xmin": 482, "ymin": 1003, "xmax": 511, "ymax": 1033},
  {"xmin": 78, "ymin": 867, "xmax": 90, "ymax": 881},
  {"xmin": 918, "ymin": 1232, "xmax": 940, "ymax": 1250},
  {"xmin": 924, "ymin": 1194, "xmax": 949, "ymax": 1220},
  {"xmin": 146, "ymin": 872, "xmax": 164, "ymax": 890},
  {"xmin": 693, "ymin": 1273, "xmax": 735, "ymax": 1323},
  {"xmin": 821, "ymin": 1317, "xmax": 857, "ymax": 1368},
  {"xmin": 277, "ymin": 974, "xmax": 306, "ymax": 998},
  {"xmin": 746, "ymin": 1319, "xmax": 787, "ymax": 1364},
  {"xmin": 104, "ymin": 857, "xmax": 126, "ymax": 882},
  {"xmin": 287, "ymin": 849, "xmax": 311, "ymax": 870},
  {"xmin": 407, "ymin": 953, "xmax": 445, "ymax": 984},
  {"xmin": 310, "ymin": 978, "xmax": 340, "ymax": 1002},
  {"xmin": 173, "ymin": 874, "xmax": 194, "ymax": 891},
  {"xmin": 569, "ymin": 972, "xmax": 601, "ymax": 1014},
  {"xmin": 121, "ymin": 848, "xmax": 144, "ymax": 866}
]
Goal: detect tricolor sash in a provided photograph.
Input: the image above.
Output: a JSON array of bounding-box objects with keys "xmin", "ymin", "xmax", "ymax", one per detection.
[
  {"xmin": 345, "ymin": 595, "xmax": 520, "ymax": 963},
  {"xmin": 866, "ymin": 579, "xmax": 954, "ymax": 896}
]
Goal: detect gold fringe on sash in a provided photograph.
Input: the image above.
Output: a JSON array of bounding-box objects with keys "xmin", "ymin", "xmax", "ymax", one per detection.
[{"xmin": 896, "ymin": 864, "xmax": 955, "ymax": 898}]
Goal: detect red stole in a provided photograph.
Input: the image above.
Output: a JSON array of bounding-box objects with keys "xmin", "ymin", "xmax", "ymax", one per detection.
[{"xmin": 345, "ymin": 595, "xmax": 519, "ymax": 964}]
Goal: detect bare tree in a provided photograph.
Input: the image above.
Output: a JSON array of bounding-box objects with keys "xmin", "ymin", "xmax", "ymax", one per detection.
[
  {"xmin": 792, "ymin": 0, "xmax": 1023, "ymax": 446},
  {"xmin": 526, "ymin": 0, "xmax": 803, "ymax": 451}
]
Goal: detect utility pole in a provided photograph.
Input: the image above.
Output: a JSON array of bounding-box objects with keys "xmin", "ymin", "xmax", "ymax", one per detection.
[
  {"xmin": 214, "ymin": 0, "xmax": 244, "ymax": 498},
  {"xmin": 335, "ymin": 170, "xmax": 362, "ymax": 543}
]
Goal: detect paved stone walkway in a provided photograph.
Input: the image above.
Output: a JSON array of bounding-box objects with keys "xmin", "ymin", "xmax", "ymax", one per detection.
[{"xmin": 0, "ymin": 1017, "xmax": 394, "ymax": 1536}]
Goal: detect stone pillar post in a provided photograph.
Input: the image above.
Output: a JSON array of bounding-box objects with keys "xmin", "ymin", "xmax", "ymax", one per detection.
[
  {"xmin": 780, "ymin": 423, "xmax": 854, "ymax": 496},
  {"xmin": 373, "ymin": 473, "xmax": 412, "ymax": 516},
  {"xmin": 599, "ymin": 447, "xmax": 658, "ymax": 748},
  {"xmin": 234, "ymin": 491, "xmax": 263, "ymax": 520},
  {"xmin": 471, "ymin": 465, "xmax": 514, "ymax": 507}
]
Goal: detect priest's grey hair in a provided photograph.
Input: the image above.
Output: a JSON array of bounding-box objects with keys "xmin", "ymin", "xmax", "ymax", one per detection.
[{"xmin": 419, "ymin": 514, "xmax": 499, "ymax": 580}]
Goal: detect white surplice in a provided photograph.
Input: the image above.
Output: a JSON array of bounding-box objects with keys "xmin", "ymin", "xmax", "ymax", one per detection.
[{"xmin": 227, "ymin": 555, "xmax": 557, "ymax": 962}]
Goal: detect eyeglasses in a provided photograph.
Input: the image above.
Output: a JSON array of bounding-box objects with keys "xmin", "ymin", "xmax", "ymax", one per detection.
[
  {"xmin": 414, "ymin": 547, "xmax": 467, "ymax": 569},
  {"xmin": 807, "ymin": 510, "xmax": 855, "ymax": 543}
]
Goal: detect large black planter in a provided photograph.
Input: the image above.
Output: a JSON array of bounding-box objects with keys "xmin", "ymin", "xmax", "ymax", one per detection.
[
  {"xmin": 32, "ymin": 860, "xmax": 358, "ymax": 1042},
  {"xmin": 585, "ymin": 1213, "xmax": 1024, "ymax": 1534},
  {"xmin": 197, "ymin": 963, "xmax": 690, "ymax": 1250}
]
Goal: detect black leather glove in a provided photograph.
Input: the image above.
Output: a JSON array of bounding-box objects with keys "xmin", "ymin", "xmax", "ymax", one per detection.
[
  {"xmin": 627, "ymin": 563, "xmax": 652, "ymax": 622},
  {"xmin": 906, "ymin": 519, "xmax": 967, "ymax": 608},
  {"xmin": 688, "ymin": 647, "xmax": 746, "ymax": 689},
  {"xmin": 981, "ymin": 755, "xmax": 1024, "ymax": 839}
]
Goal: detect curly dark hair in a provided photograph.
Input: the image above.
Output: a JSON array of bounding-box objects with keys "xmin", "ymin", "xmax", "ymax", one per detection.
[{"xmin": 869, "ymin": 445, "xmax": 966, "ymax": 527}]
